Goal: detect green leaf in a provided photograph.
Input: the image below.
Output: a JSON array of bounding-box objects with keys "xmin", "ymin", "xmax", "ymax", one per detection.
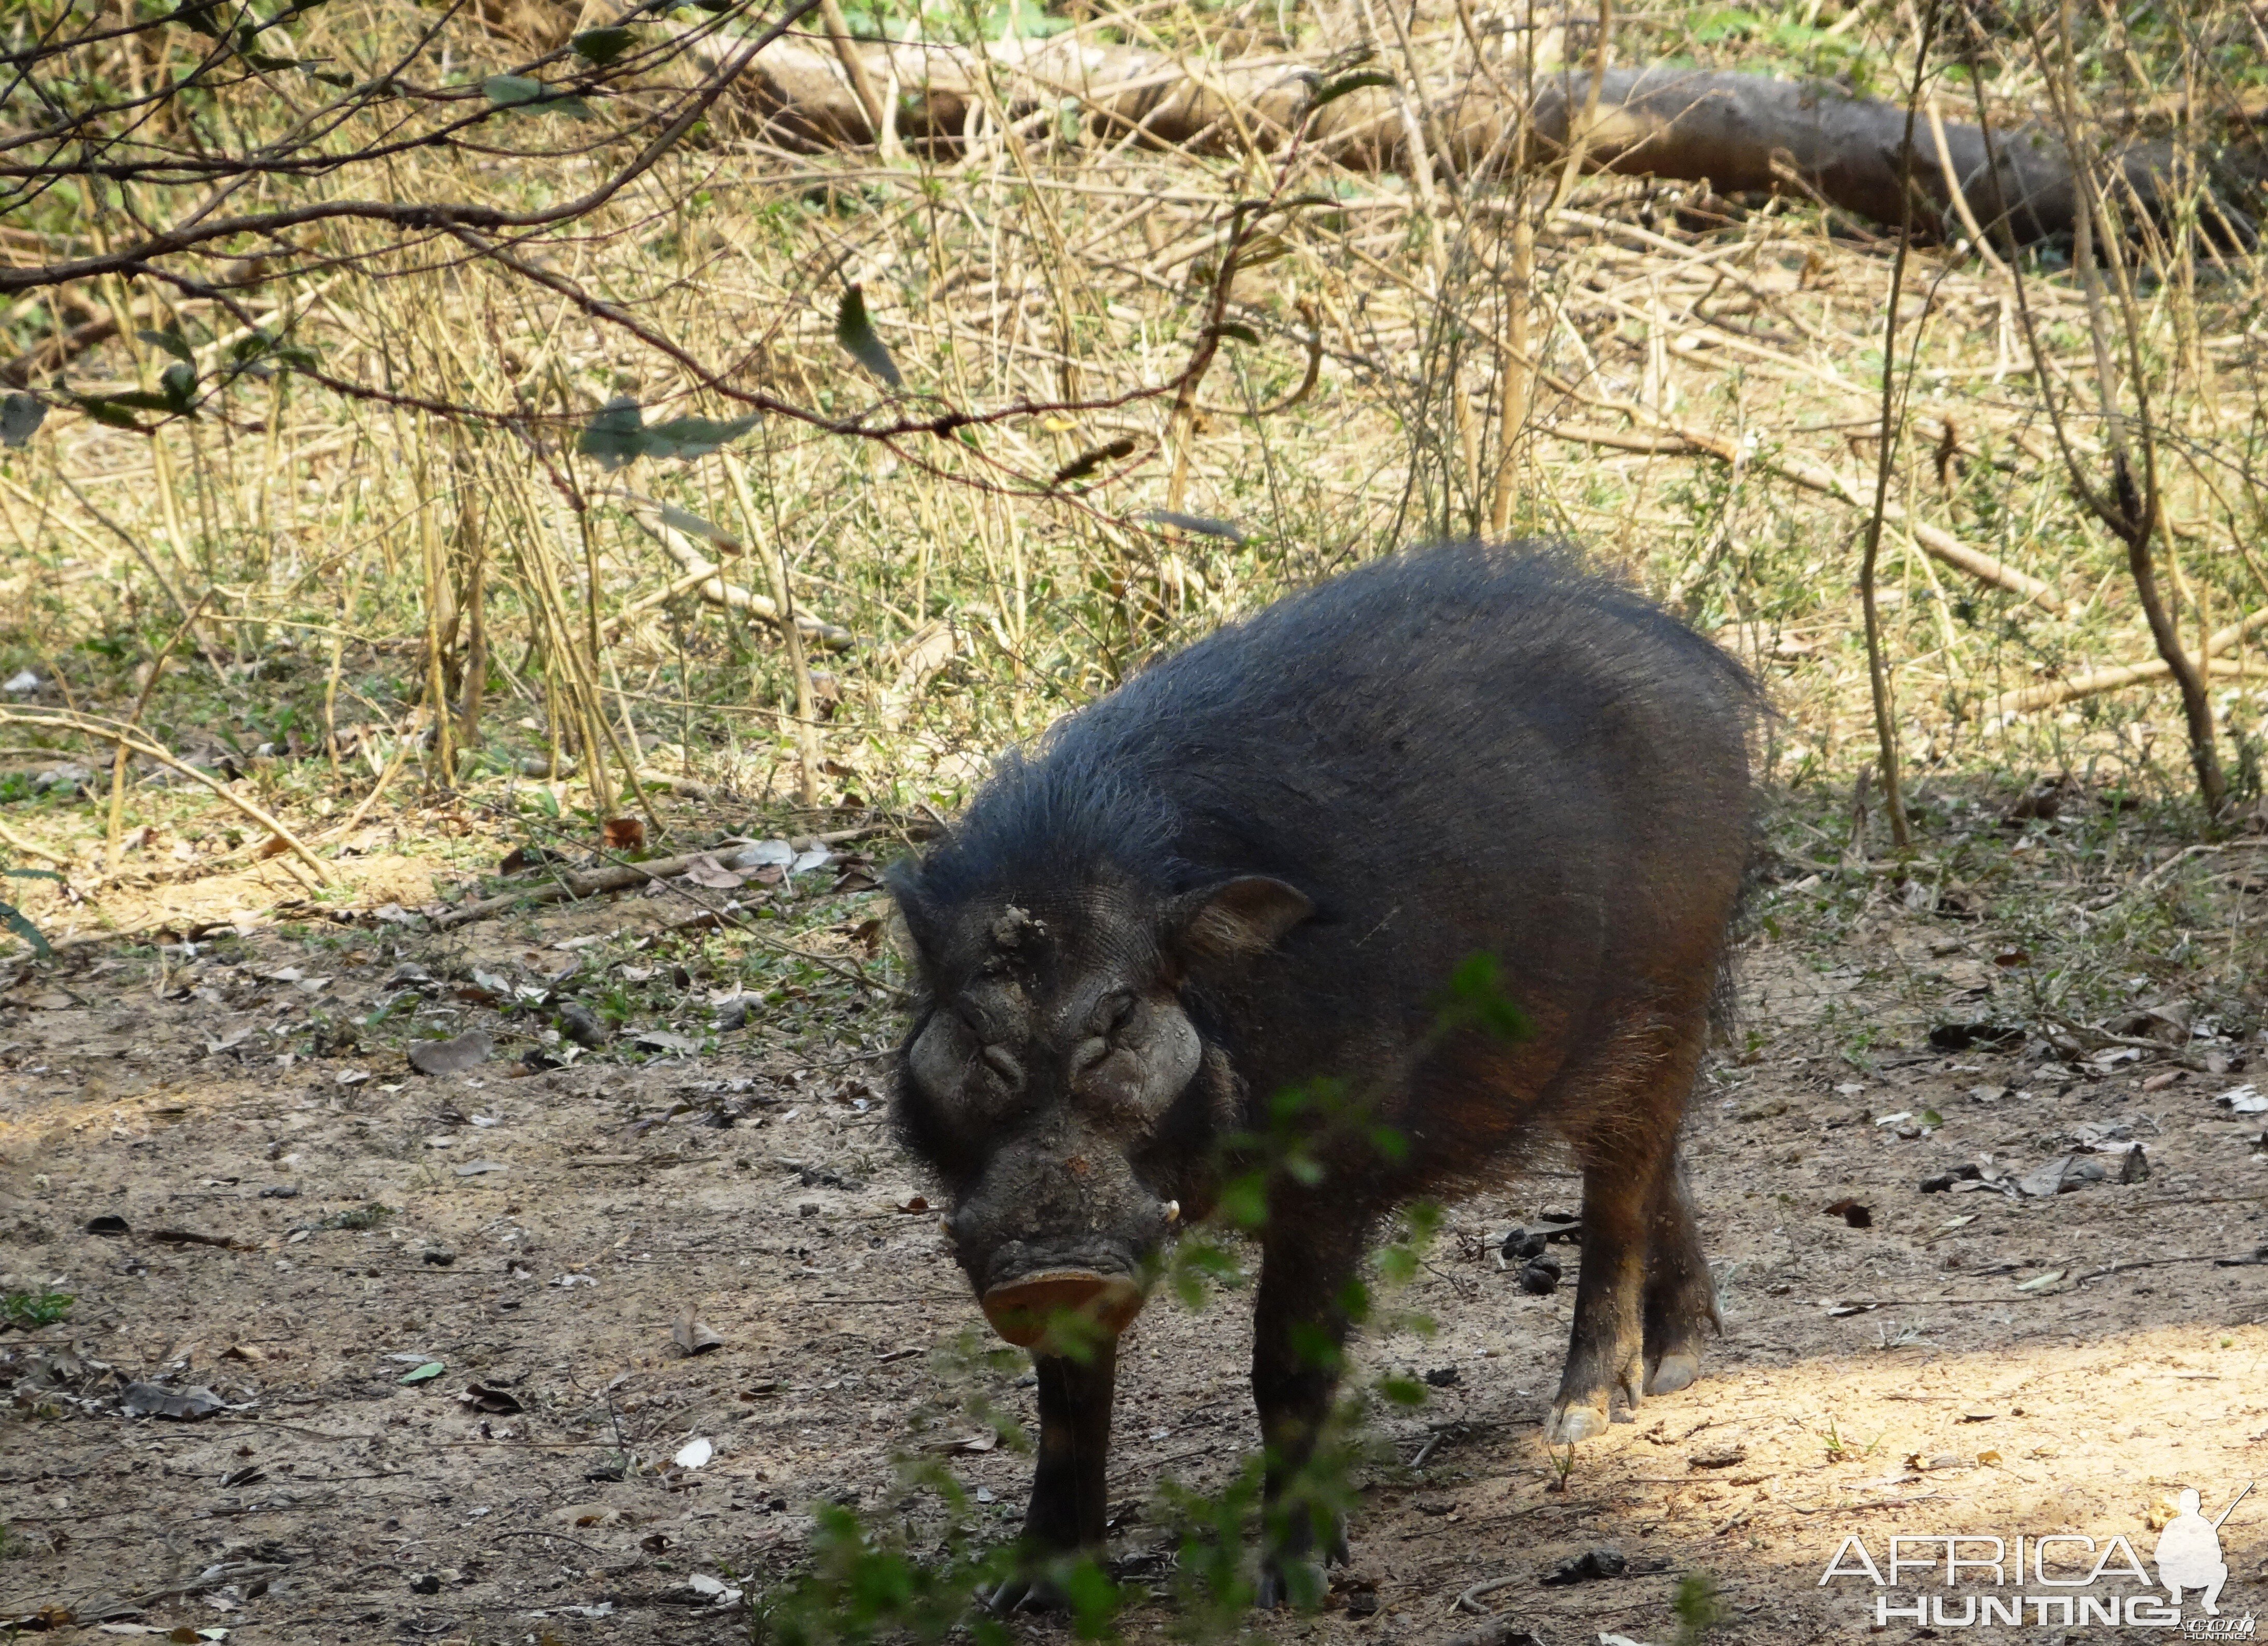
[
  {"xmin": 1212, "ymin": 321, "xmax": 1260, "ymax": 345},
  {"xmin": 135, "ymin": 327, "xmax": 195, "ymax": 363},
  {"xmin": 1305, "ymin": 69, "xmax": 1396, "ymax": 112},
  {"xmin": 399, "ymin": 1360, "xmax": 445, "ymax": 1383},
  {"xmin": 0, "ymin": 393, "xmax": 46, "ymax": 448},
  {"xmin": 1672, "ymin": 1571, "xmax": 1731, "ymax": 1639},
  {"xmin": 483, "ymin": 74, "xmax": 591, "ymax": 118},
  {"xmin": 160, "ymin": 361, "xmax": 198, "ymax": 411},
  {"xmin": 1059, "ymin": 1559, "xmax": 1122, "ymax": 1639},
  {"xmin": 1441, "ymin": 952, "xmax": 1535, "ymax": 1043},
  {"xmin": 1216, "ymin": 1175, "xmax": 1268, "ymax": 1231},
  {"xmin": 1691, "ymin": 6, "xmax": 1764, "ymax": 41},
  {"xmin": 834, "ymin": 284, "xmax": 902, "ymax": 389},
  {"xmin": 71, "ymin": 396, "xmax": 152, "ymax": 429},
  {"xmin": 572, "ymin": 25, "xmax": 637, "ymax": 63},
  {"xmin": 577, "ymin": 396, "xmax": 645, "ymax": 469},
  {"xmin": 1048, "ymin": 436, "xmax": 1135, "ymax": 487},
  {"xmin": 643, "ymin": 412, "xmax": 760, "ymax": 460},
  {"xmin": 654, "ymin": 503, "xmax": 725, "ymax": 544},
  {"xmin": 174, "ymin": 0, "xmax": 226, "ymax": 37},
  {"xmin": 579, "ymin": 401, "xmax": 758, "ymax": 467},
  {"xmin": 1138, "ymin": 508, "xmax": 1244, "ymax": 543},
  {"xmin": 2, "ymin": 869, "xmax": 64, "ymax": 883},
  {"xmin": 2, "ymin": 1289, "xmax": 74, "ymax": 1327},
  {"xmin": 1375, "ymin": 1372, "xmax": 1427, "ymax": 1408},
  {"xmin": 230, "ymin": 331, "xmax": 320, "ymax": 374},
  {"xmin": 0, "ymin": 901, "xmax": 50, "ymax": 959}
]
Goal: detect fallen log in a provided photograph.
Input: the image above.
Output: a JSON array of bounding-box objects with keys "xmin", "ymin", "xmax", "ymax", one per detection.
[
  {"xmin": 1519, "ymin": 68, "xmax": 2207, "ymax": 248},
  {"xmin": 711, "ymin": 32, "xmax": 2227, "ymax": 245}
]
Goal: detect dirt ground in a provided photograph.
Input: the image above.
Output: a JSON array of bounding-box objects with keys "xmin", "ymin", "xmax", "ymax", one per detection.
[{"xmin": 2, "ymin": 795, "xmax": 2265, "ymax": 1646}]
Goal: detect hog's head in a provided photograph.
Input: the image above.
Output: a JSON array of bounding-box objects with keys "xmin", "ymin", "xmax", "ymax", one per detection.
[{"xmin": 888, "ymin": 866, "xmax": 1311, "ymax": 1348}]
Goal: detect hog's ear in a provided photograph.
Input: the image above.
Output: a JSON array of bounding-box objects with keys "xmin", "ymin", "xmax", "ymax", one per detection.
[
  {"xmin": 1172, "ymin": 877, "xmax": 1314, "ymax": 963},
  {"xmin": 883, "ymin": 865, "xmax": 941, "ymax": 967}
]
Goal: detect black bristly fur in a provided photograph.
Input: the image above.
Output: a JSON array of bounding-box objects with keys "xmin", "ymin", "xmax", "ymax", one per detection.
[{"xmin": 886, "ymin": 541, "xmax": 1761, "ymax": 1607}]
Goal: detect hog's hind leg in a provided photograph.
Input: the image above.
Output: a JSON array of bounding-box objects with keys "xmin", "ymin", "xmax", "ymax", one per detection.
[
  {"xmin": 1546, "ymin": 1018, "xmax": 1709, "ymax": 1444},
  {"xmin": 1546, "ymin": 1145, "xmax": 1650, "ymax": 1443},
  {"xmin": 1640, "ymin": 1148, "xmax": 1717, "ymax": 1396}
]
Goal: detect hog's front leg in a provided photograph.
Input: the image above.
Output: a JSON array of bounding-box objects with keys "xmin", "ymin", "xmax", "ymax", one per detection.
[
  {"xmin": 1251, "ymin": 1213, "xmax": 1366, "ymax": 1609},
  {"xmin": 990, "ymin": 1338, "xmax": 1118, "ymax": 1612}
]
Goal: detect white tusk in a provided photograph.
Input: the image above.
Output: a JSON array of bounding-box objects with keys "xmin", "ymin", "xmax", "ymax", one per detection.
[{"xmin": 1162, "ymin": 1200, "xmax": 1180, "ymax": 1225}]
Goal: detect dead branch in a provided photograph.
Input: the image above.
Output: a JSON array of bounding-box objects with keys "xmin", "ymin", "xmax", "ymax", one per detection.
[
  {"xmin": 615, "ymin": 499, "xmax": 856, "ymax": 652},
  {"xmin": 1982, "ymin": 607, "xmax": 2268, "ymax": 721},
  {"xmin": 1541, "ymin": 416, "xmax": 2063, "ymax": 611},
  {"xmin": 433, "ymin": 821, "xmax": 917, "ymax": 931}
]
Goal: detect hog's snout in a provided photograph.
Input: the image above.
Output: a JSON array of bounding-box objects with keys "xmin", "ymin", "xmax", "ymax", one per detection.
[
  {"xmin": 980, "ymin": 1269, "xmax": 1145, "ymax": 1347},
  {"xmin": 944, "ymin": 1131, "xmax": 1179, "ymax": 1347}
]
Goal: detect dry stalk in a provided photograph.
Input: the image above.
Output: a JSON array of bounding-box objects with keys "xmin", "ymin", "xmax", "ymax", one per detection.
[
  {"xmin": 320, "ymin": 707, "xmax": 431, "ymax": 846},
  {"xmin": 1856, "ymin": 0, "xmax": 1940, "ymax": 853},
  {"xmin": 726, "ymin": 460, "xmax": 821, "ymax": 810},
  {"xmin": 0, "ymin": 708, "xmax": 331, "ymax": 883},
  {"xmin": 106, "ymin": 590, "xmax": 213, "ymax": 878}
]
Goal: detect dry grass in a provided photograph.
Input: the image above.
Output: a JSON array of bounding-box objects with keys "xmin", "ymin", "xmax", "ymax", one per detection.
[{"xmin": 0, "ymin": 0, "xmax": 2265, "ymax": 910}]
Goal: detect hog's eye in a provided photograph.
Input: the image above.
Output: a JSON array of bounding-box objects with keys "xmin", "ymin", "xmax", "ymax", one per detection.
[
  {"xmin": 910, "ymin": 1009, "xmax": 1024, "ymax": 1114},
  {"xmin": 953, "ymin": 997, "xmax": 996, "ymax": 1042},
  {"xmin": 1089, "ymin": 989, "xmax": 1137, "ymax": 1036}
]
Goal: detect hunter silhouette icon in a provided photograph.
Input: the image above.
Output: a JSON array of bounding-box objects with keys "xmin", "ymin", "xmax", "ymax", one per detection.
[{"xmin": 2155, "ymin": 1485, "xmax": 2250, "ymax": 1615}]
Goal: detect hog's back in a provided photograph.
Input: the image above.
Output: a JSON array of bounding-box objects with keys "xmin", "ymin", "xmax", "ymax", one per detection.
[{"xmin": 1056, "ymin": 544, "xmax": 1754, "ymax": 1153}]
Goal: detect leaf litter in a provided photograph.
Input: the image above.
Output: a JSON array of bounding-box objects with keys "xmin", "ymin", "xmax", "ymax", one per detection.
[{"xmin": 6, "ymin": 782, "xmax": 2268, "ymax": 1644}]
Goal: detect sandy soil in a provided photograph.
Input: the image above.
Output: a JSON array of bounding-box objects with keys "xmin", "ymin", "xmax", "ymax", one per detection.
[{"xmin": 2, "ymin": 807, "xmax": 2265, "ymax": 1646}]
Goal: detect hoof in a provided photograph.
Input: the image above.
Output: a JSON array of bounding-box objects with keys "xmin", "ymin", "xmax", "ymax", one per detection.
[
  {"xmin": 1645, "ymin": 1352, "xmax": 1700, "ymax": 1396},
  {"xmin": 985, "ymin": 1575, "xmax": 1067, "ymax": 1614},
  {"xmin": 1545, "ymin": 1402, "xmax": 1608, "ymax": 1444},
  {"xmin": 1256, "ymin": 1558, "xmax": 1323, "ymax": 1611}
]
